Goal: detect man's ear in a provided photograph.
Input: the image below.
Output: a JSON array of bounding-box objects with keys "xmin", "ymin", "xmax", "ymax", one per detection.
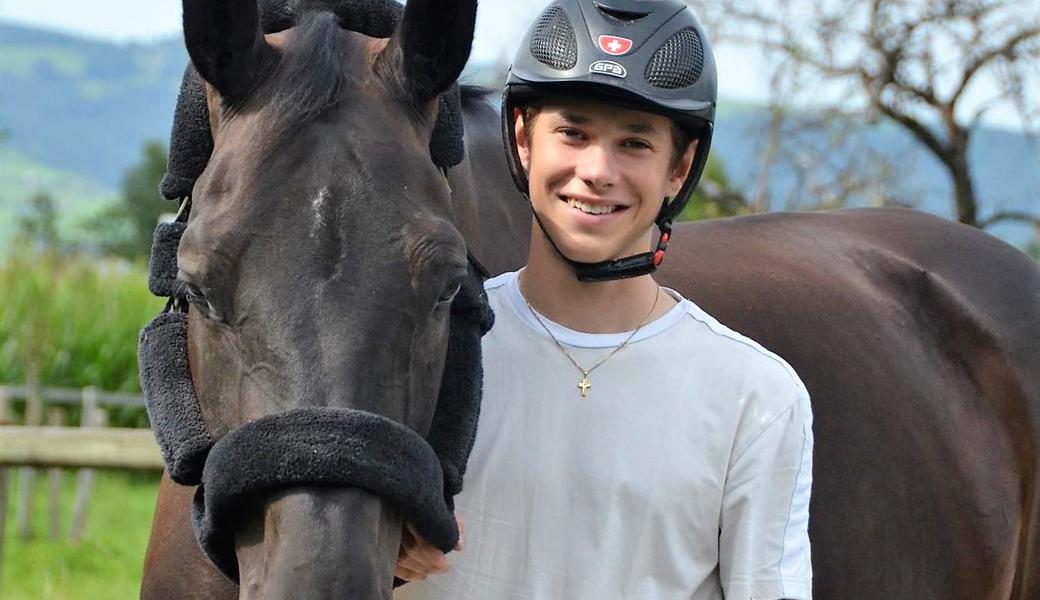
[
  {"xmin": 668, "ymin": 139, "xmax": 699, "ymax": 196},
  {"xmin": 514, "ymin": 107, "xmax": 531, "ymax": 174}
]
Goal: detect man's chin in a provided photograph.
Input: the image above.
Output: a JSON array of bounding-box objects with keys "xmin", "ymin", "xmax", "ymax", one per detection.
[{"xmin": 552, "ymin": 243, "xmax": 627, "ymax": 265}]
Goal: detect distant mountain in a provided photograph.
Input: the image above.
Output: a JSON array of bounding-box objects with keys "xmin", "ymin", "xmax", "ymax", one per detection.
[
  {"xmin": 0, "ymin": 23, "xmax": 186, "ymax": 186},
  {"xmin": 1, "ymin": 22, "xmax": 1037, "ymax": 248}
]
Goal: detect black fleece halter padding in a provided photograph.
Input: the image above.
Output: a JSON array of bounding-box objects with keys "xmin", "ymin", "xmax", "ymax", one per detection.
[
  {"xmin": 138, "ymin": 312, "xmax": 212, "ymax": 486},
  {"xmin": 426, "ymin": 259, "xmax": 494, "ymax": 509},
  {"xmin": 160, "ymin": 0, "xmax": 465, "ymax": 201},
  {"xmin": 147, "ymin": 221, "xmax": 188, "ymax": 299},
  {"xmin": 192, "ymin": 406, "xmax": 459, "ymax": 583},
  {"xmin": 260, "ymin": 0, "xmax": 403, "ymax": 39}
]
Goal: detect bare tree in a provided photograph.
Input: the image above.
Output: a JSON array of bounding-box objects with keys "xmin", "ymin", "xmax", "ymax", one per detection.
[{"xmin": 691, "ymin": 0, "xmax": 1040, "ymax": 230}]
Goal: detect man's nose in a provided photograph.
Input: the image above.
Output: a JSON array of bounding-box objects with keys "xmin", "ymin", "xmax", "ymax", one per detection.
[{"xmin": 574, "ymin": 143, "xmax": 617, "ymax": 190}]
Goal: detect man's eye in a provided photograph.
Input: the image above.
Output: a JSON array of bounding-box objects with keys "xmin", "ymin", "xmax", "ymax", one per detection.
[
  {"xmin": 558, "ymin": 128, "xmax": 584, "ymax": 139},
  {"xmin": 623, "ymin": 139, "xmax": 652, "ymax": 150}
]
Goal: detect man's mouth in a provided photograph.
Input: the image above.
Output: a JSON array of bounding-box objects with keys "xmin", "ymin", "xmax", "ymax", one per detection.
[{"xmin": 561, "ymin": 195, "xmax": 626, "ymax": 216}]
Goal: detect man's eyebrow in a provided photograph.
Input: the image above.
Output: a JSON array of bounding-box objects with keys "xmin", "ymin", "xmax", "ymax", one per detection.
[
  {"xmin": 623, "ymin": 122, "xmax": 657, "ymax": 134},
  {"xmin": 559, "ymin": 111, "xmax": 590, "ymax": 125},
  {"xmin": 558, "ymin": 111, "xmax": 662, "ymax": 135}
]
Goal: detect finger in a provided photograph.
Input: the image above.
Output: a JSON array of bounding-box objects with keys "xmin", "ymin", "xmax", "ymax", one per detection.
[
  {"xmin": 454, "ymin": 516, "xmax": 465, "ymax": 551},
  {"xmin": 403, "ymin": 522, "xmax": 453, "ymax": 569},
  {"xmin": 400, "ymin": 548, "xmax": 451, "ymax": 573},
  {"xmin": 395, "ymin": 565, "xmax": 428, "ymax": 582}
]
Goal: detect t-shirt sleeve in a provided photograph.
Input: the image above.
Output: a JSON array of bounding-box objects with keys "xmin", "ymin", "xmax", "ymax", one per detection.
[{"xmin": 719, "ymin": 385, "xmax": 814, "ymax": 600}]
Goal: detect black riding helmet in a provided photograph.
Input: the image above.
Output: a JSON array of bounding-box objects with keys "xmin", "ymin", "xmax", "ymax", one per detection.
[{"xmin": 502, "ymin": 0, "xmax": 718, "ymax": 282}]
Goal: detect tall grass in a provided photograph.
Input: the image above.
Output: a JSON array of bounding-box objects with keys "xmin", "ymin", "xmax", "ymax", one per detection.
[
  {"xmin": 0, "ymin": 251, "xmax": 162, "ymax": 424},
  {"xmin": 0, "ymin": 471, "xmax": 160, "ymax": 599}
]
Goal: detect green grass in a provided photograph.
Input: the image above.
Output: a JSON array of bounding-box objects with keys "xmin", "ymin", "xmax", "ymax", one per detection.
[
  {"xmin": 1, "ymin": 470, "xmax": 160, "ymax": 599},
  {"xmin": 0, "ymin": 254, "xmax": 162, "ymax": 427}
]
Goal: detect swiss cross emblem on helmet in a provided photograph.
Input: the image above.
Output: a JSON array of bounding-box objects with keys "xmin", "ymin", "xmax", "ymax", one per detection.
[{"xmin": 598, "ymin": 35, "xmax": 633, "ymax": 56}]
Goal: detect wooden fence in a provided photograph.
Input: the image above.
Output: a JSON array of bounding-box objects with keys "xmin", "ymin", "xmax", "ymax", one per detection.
[{"xmin": 0, "ymin": 383, "xmax": 162, "ymax": 590}]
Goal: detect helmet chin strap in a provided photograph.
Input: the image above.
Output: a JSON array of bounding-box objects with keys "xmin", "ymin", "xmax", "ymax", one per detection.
[{"xmin": 529, "ymin": 202, "xmax": 674, "ymax": 283}]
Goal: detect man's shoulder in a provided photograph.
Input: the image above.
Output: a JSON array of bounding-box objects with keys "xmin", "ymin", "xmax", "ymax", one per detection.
[
  {"xmin": 674, "ymin": 297, "xmax": 809, "ymax": 404},
  {"xmin": 483, "ymin": 271, "xmax": 514, "ymax": 294}
]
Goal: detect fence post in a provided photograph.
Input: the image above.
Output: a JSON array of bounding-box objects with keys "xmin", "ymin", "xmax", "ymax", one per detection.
[
  {"xmin": 47, "ymin": 407, "xmax": 65, "ymax": 541},
  {"xmin": 69, "ymin": 387, "xmax": 101, "ymax": 544},
  {"xmin": 0, "ymin": 386, "xmax": 10, "ymax": 592},
  {"xmin": 16, "ymin": 373, "xmax": 44, "ymax": 540}
]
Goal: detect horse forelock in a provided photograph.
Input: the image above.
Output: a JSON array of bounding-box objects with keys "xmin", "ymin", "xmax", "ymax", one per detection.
[{"xmin": 261, "ymin": 10, "xmax": 361, "ymax": 132}]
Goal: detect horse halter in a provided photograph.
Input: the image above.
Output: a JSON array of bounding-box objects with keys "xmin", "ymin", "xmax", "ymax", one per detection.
[
  {"xmin": 145, "ymin": 0, "xmax": 491, "ymax": 582},
  {"xmin": 140, "ymin": 192, "xmax": 493, "ymax": 583}
]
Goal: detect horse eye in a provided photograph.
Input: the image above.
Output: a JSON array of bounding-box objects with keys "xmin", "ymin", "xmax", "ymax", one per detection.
[
  {"xmin": 180, "ymin": 281, "xmax": 227, "ymax": 323},
  {"xmin": 438, "ymin": 282, "xmax": 462, "ymax": 304},
  {"xmin": 183, "ymin": 282, "xmax": 207, "ymax": 305}
]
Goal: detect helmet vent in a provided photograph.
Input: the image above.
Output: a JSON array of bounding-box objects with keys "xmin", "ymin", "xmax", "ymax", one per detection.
[
  {"xmin": 645, "ymin": 27, "xmax": 704, "ymax": 89},
  {"xmin": 596, "ymin": 6, "xmax": 650, "ymax": 22},
  {"xmin": 529, "ymin": 3, "xmax": 579, "ymax": 71}
]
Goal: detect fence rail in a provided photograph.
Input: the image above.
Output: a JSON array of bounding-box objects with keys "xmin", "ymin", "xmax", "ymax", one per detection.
[
  {"xmin": 0, "ymin": 426, "xmax": 163, "ymax": 470},
  {"xmin": 0, "ymin": 384, "xmax": 144, "ymax": 409},
  {"xmin": 0, "ymin": 382, "xmax": 158, "ymax": 591}
]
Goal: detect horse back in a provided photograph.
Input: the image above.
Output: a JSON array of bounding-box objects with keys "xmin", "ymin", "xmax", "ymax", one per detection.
[{"xmin": 658, "ymin": 208, "xmax": 1040, "ymax": 599}]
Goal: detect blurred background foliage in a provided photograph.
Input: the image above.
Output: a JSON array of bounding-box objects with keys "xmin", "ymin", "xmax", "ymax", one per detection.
[{"xmin": 0, "ymin": 140, "xmax": 167, "ymax": 427}]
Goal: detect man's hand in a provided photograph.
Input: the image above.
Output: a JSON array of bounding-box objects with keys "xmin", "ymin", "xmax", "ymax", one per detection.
[{"xmin": 395, "ymin": 517, "xmax": 465, "ymax": 582}]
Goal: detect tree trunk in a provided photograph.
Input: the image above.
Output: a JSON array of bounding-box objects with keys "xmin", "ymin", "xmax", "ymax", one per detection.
[{"xmin": 949, "ymin": 152, "xmax": 979, "ymax": 228}]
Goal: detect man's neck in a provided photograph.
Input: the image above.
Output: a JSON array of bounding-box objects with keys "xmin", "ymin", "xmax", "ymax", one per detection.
[{"xmin": 518, "ymin": 229, "xmax": 677, "ymax": 334}]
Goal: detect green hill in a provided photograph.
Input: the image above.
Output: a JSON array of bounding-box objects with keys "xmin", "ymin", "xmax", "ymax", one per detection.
[
  {"xmin": 0, "ymin": 23, "xmax": 186, "ymax": 186},
  {"xmin": 0, "ymin": 147, "xmax": 115, "ymax": 245}
]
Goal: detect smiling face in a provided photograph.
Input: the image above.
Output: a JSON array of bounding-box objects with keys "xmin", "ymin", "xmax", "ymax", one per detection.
[{"xmin": 514, "ymin": 98, "xmax": 696, "ymax": 264}]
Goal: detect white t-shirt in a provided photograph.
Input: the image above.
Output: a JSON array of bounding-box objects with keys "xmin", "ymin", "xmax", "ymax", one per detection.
[{"xmin": 399, "ymin": 270, "xmax": 813, "ymax": 600}]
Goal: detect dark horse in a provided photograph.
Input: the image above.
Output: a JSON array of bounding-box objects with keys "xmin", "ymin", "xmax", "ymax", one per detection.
[{"xmin": 141, "ymin": 0, "xmax": 1040, "ymax": 598}]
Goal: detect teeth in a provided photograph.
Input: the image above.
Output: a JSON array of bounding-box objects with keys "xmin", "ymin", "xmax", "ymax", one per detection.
[{"xmin": 566, "ymin": 197, "xmax": 618, "ymax": 215}]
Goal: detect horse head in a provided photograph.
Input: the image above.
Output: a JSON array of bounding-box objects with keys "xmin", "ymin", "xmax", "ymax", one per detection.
[{"xmin": 170, "ymin": 0, "xmax": 479, "ymax": 596}]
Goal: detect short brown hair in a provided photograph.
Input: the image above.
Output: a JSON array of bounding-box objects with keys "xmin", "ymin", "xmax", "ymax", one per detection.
[{"xmin": 521, "ymin": 102, "xmax": 695, "ymax": 170}]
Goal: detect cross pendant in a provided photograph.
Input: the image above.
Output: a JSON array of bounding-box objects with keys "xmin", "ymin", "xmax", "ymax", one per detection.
[{"xmin": 578, "ymin": 372, "xmax": 591, "ymax": 398}]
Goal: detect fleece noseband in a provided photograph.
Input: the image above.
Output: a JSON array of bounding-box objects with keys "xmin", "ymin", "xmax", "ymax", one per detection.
[{"xmin": 140, "ymin": 220, "xmax": 493, "ymax": 583}]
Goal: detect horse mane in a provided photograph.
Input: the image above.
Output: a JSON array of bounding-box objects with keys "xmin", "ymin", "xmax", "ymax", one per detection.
[{"xmin": 460, "ymin": 84, "xmax": 496, "ymax": 109}]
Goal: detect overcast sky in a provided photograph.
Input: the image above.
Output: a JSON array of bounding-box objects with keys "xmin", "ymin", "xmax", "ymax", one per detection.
[{"xmin": 0, "ymin": 0, "xmax": 773, "ymax": 102}]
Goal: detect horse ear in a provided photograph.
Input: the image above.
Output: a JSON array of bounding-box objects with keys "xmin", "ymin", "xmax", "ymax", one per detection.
[
  {"xmin": 380, "ymin": 0, "xmax": 477, "ymax": 104},
  {"xmin": 182, "ymin": 0, "xmax": 277, "ymax": 103}
]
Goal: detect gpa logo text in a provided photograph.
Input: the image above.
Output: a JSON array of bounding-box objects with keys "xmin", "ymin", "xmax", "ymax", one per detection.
[{"xmin": 589, "ymin": 60, "xmax": 627, "ymax": 79}]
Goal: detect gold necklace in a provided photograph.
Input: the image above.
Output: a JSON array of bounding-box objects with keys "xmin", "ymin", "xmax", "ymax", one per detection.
[{"xmin": 521, "ymin": 282, "xmax": 661, "ymax": 398}]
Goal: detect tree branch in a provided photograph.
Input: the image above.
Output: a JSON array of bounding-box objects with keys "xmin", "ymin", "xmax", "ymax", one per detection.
[
  {"xmin": 951, "ymin": 26, "xmax": 1040, "ymax": 107},
  {"xmin": 979, "ymin": 211, "xmax": 1040, "ymax": 230},
  {"xmin": 876, "ymin": 102, "xmax": 950, "ymax": 163}
]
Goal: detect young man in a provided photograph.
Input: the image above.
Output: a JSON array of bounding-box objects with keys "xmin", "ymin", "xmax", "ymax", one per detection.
[{"xmin": 397, "ymin": 1, "xmax": 813, "ymax": 598}]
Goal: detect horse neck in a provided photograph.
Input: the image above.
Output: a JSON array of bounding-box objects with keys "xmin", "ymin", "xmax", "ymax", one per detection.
[{"xmin": 448, "ymin": 95, "xmax": 531, "ymax": 276}]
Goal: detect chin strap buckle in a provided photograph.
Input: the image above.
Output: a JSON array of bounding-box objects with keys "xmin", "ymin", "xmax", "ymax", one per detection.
[{"xmin": 653, "ymin": 221, "xmax": 673, "ymax": 267}]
